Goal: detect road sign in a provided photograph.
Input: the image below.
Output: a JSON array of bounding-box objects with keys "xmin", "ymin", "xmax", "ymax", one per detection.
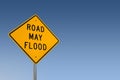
[{"xmin": 9, "ymin": 14, "xmax": 59, "ymax": 64}]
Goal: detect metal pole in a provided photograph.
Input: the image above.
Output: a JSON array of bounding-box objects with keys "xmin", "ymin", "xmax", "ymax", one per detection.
[{"xmin": 33, "ymin": 63, "xmax": 37, "ymax": 80}]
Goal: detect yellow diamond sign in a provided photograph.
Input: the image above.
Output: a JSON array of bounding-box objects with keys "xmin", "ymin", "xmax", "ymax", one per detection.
[{"xmin": 9, "ymin": 15, "xmax": 59, "ymax": 64}]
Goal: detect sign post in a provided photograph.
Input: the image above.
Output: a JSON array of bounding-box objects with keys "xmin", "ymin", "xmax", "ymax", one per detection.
[
  {"xmin": 33, "ymin": 63, "xmax": 37, "ymax": 80},
  {"xmin": 9, "ymin": 14, "xmax": 59, "ymax": 80}
]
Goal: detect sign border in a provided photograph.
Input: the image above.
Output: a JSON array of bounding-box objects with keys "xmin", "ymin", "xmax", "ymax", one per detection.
[{"xmin": 9, "ymin": 14, "xmax": 59, "ymax": 64}]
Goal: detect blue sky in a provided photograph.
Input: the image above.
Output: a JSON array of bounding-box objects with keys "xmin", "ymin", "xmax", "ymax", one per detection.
[{"xmin": 0, "ymin": 0, "xmax": 120, "ymax": 80}]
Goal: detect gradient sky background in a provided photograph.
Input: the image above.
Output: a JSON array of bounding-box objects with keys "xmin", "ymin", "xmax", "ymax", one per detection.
[{"xmin": 0, "ymin": 0, "xmax": 120, "ymax": 80}]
